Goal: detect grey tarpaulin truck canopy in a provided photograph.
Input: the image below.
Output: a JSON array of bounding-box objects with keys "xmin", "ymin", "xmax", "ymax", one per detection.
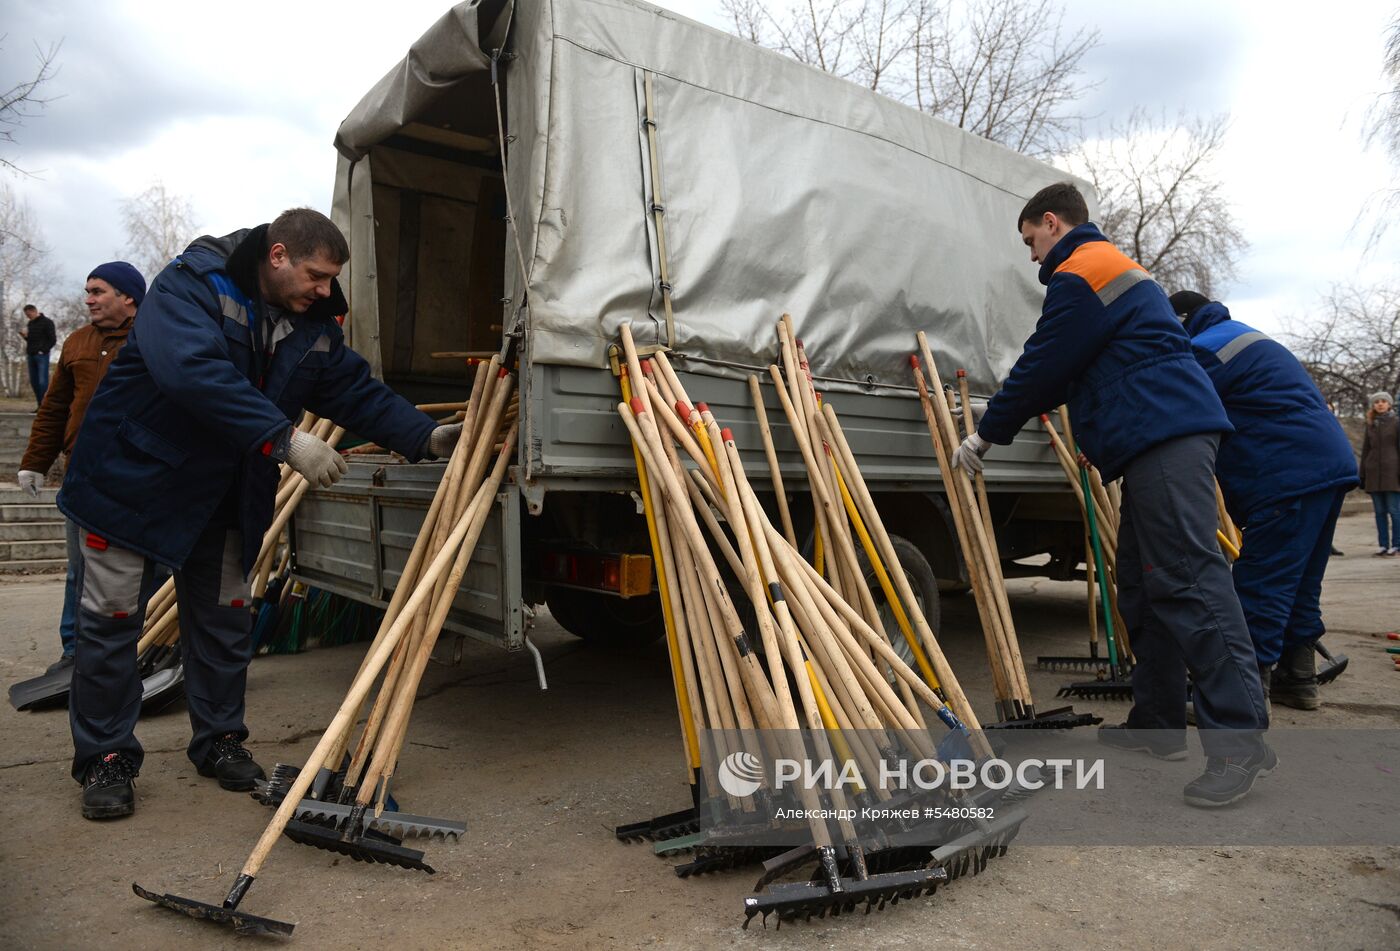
[
  {"xmin": 330, "ymin": 0, "xmax": 1094, "ymax": 391},
  {"xmin": 305, "ymin": 0, "xmax": 1089, "ymax": 652}
]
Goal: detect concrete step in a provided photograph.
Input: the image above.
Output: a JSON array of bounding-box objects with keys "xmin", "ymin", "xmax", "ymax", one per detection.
[
  {"xmin": 0, "ymin": 557, "xmax": 66, "ymax": 574},
  {"xmin": 0, "ymin": 539, "xmax": 67, "ymax": 560},
  {"xmin": 0, "ymin": 412, "xmax": 36, "ymax": 440},
  {"xmin": 0, "ymin": 521, "xmax": 65, "ymax": 542},
  {"xmin": 0, "ymin": 485, "xmax": 59, "ymax": 504},
  {"xmin": 0, "ymin": 504, "xmax": 60, "ymax": 523}
]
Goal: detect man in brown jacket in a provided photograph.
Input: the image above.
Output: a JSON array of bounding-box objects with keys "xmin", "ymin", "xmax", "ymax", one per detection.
[{"xmin": 18, "ymin": 262, "xmax": 147, "ymax": 671}]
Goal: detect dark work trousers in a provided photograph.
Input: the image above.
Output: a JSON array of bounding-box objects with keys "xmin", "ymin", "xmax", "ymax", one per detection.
[
  {"xmin": 1118, "ymin": 433, "xmax": 1268, "ymax": 758},
  {"xmin": 69, "ymin": 521, "xmax": 253, "ymax": 781},
  {"xmin": 1232, "ymin": 486, "xmax": 1348, "ymax": 667}
]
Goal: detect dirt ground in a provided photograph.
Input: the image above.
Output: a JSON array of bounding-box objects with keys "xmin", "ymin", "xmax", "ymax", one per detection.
[{"xmin": 1, "ymin": 512, "xmax": 1397, "ymax": 951}]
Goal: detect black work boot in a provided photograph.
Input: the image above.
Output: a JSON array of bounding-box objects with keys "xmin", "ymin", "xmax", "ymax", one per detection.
[
  {"xmin": 46, "ymin": 654, "xmax": 75, "ymax": 675},
  {"xmin": 1183, "ymin": 742, "xmax": 1277, "ymax": 808},
  {"xmin": 197, "ymin": 733, "xmax": 267, "ymax": 792},
  {"xmin": 1271, "ymin": 644, "xmax": 1320, "ymax": 710},
  {"xmin": 82, "ymin": 752, "xmax": 137, "ymax": 820},
  {"xmin": 1097, "ymin": 723, "xmax": 1187, "ymax": 761}
]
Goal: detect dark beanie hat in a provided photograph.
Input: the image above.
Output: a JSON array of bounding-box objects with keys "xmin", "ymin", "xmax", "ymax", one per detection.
[
  {"xmin": 87, "ymin": 261, "xmax": 147, "ymax": 307},
  {"xmin": 1168, "ymin": 290, "xmax": 1211, "ymax": 321}
]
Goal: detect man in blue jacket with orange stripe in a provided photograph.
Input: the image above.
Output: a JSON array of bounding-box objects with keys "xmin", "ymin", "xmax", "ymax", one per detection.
[
  {"xmin": 1170, "ymin": 290, "xmax": 1358, "ymax": 711},
  {"xmin": 58, "ymin": 208, "xmax": 463, "ymax": 821},
  {"xmin": 952, "ymin": 182, "xmax": 1272, "ymax": 807}
]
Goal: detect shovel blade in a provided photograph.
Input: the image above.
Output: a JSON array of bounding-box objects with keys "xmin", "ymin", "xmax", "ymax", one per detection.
[
  {"xmin": 132, "ymin": 883, "xmax": 294, "ymax": 937},
  {"xmin": 8, "ymin": 666, "xmax": 72, "ymax": 711}
]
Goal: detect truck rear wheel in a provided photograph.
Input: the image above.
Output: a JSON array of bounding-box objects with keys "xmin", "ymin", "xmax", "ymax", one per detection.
[
  {"xmin": 857, "ymin": 534, "xmax": 941, "ymax": 674},
  {"xmin": 545, "ymin": 587, "xmax": 665, "ymax": 649}
]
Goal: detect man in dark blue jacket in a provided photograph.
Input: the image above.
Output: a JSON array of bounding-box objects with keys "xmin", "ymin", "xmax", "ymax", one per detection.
[
  {"xmin": 58, "ymin": 208, "xmax": 462, "ymax": 820},
  {"xmin": 953, "ymin": 182, "xmax": 1271, "ymax": 807},
  {"xmin": 1170, "ymin": 291, "xmax": 1359, "ymax": 711}
]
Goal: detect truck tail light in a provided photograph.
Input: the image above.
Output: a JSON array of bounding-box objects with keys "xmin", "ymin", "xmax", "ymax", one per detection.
[{"xmin": 540, "ymin": 550, "xmax": 653, "ymax": 598}]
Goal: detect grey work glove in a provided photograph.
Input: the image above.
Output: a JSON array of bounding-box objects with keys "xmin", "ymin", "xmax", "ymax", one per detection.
[
  {"xmin": 952, "ymin": 431, "xmax": 990, "ymax": 475},
  {"xmin": 17, "ymin": 469, "xmax": 44, "ymax": 497},
  {"xmin": 286, "ymin": 428, "xmax": 348, "ymax": 488},
  {"xmin": 428, "ymin": 423, "xmax": 464, "ymax": 459}
]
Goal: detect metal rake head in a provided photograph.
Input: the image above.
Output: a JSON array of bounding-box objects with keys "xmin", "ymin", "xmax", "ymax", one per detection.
[
  {"xmin": 293, "ymin": 799, "xmax": 464, "ymax": 842},
  {"xmin": 1036, "ymin": 655, "xmax": 1108, "ymax": 673},
  {"xmin": 250, "ymin": 762, "xmax": 302, "ymax": 806},
  {"xmin": 674, "ymin": 845, "xmax": 787, "ymax": 878},
  {"xmin": 927, "ymin": 811, "xmax": 1027, "ymax": 883},
  {"xmin": 1057, "ymin": 680, "xmax": 1134, "ymax": 701},
  {"xmin": 615, "ymin": 806, "xmax": 701, "ymax": 843},
  {"xmin": 987, "ymin": 706, "xmax": 1103, "ymax": 731},
  {"xmin": 133, "ymin": 883, "xmax": 293, "ymax": 937},
  {"xmin": 282, "ymin": 819, "xmax": 435, "ymax": 873},
  {"xmin": 742, "ymin": 866, "xmax": 948, "ymax": 928}
]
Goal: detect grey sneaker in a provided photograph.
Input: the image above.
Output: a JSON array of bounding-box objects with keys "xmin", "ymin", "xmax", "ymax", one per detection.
[
  {"xmin": 1097, "ymin": 723, "xmax": 1188, "ymax": 761},
  {"xmin": 1183, "ymin": 743, "xmax": 1277, "ymax": 808}
]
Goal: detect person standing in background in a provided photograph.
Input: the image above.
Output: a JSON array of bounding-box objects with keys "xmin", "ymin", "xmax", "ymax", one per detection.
[
  {"xmin": 18, "ymin": 263, "xmax": 148, "ymax": 673},
  {"xmin": 19, "ymin": 304, "xmax": 57, "ymax": 408},
  {"xmin": 1361, "ymin": 392, "xmax": 1400, "ymax": 556}
]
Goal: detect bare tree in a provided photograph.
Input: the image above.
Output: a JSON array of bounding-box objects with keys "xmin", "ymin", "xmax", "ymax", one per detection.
[
  {"xmin": 1071, "ymin": 111, "xmax": 1246, "ymax": 297},
  {"xmin": 1361, "ymin": 14, "xmax": 1400, "ymax": 246},
  {"xmin": 121, "ymin": 182, "xmax": 198, "ymax": 280},
  {"xmin": 0, "ymin": 182, "xmax": 60, "ymax": 396},
  {"xmin": 721, "ymin": 0, "xmax": 1098, "ymax": 158},
  {"xmin": 1283, "ymin": 283, "xmax": 1400, "ymax": 417},
  {"xmin": 914, "ymin": 0, "xmax": 1097, "ymax": 156},
  {"xmin": 0, "ymin": 37, "xmax": 61, "ymax": 176}
]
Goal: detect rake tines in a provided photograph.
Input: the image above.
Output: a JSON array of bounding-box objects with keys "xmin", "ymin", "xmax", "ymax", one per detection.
[
  {"xmin": 927, "ymin": 810, "xmax": 1026, "ymax": 884},
  {"xmin": 742, "ymin": 866, "xmax": 948, "ymax": 928},
  {"xmin": 1057, "ymin": 678, "xmax": 1134, "ymax": 701},
  {"xmin": 674, "ymin": 845, "xmax": 787, "ymax": 877},
  {"xmin": 1036, "ymin": 655, "xmax": 1109, "ymax": 673},
  {"xmin": 986, "ymin": 705, "xmax": 1103, "ymax": 730},
  {"xmin": 615, "ymin": 807, "xmax": 701, "ymax": 844},
  {"xmin": 292, "ymin": 799, "xmax": 465, "ymax": 841},
  {"xmin": 282, "ymin": 819, "xmax": 435, "ymax": 873}
]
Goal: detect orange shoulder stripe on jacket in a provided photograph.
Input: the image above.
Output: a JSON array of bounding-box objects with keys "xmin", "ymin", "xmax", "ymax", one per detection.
[{"xmin": 1054, "ymin": 240, "xmax": 1146, "ymax": 293}]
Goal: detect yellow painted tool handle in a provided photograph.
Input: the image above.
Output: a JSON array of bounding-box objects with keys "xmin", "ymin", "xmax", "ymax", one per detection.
[{"xmin": 832, "ymin": 464, "xmax": 941, "ymax": 691}]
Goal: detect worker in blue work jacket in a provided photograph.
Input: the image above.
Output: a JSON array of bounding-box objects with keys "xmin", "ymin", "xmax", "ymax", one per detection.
[
  {"xmin": 953, "ymin": 182, "xmax": 1272, "ymax": 808},
  {"xmin": 1169, "ymin": 291, "xmax": 1359, "ymax": 712},
  {"xmin": 57, "ymin": 208, "xmax": 464, "ymax": 821}
]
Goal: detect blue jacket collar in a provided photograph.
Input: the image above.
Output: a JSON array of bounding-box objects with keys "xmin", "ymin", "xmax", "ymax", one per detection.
[
  {"xmin": 1184, "ymin": 301, "xmax": 1231, "ymax": 337},
  {"xmin": 1038, "ymin": 222, "xmax": 1108, "ymax": 286},
  {"xmin": 179, "ymin": 226, "xmax": 348, "ymax": 321}
]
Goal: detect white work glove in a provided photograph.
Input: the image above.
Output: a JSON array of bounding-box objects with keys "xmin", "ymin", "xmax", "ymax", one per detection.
[
  {"xmin": 286, "ymin": 428, "xmax": 348, "ymax": 488},
  {"xmin": 968, "ymin": 401, "xmax": 988, "ymax": 425},
  {"xmin": 428, "ymin": 423, "xmax": 463, "ymax": 459},
  {"xmin": 952, "ymin": 432, "xmax": 990, "ymax": 475},
  {"xmin": 17, "ymin": 469, "xmax": 44, "ymax": 497}
]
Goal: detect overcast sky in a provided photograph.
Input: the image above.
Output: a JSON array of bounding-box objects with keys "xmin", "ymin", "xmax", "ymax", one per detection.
[{"xmin": 2, "ymin": 0, "xmax": 1397, "ymax": 337}]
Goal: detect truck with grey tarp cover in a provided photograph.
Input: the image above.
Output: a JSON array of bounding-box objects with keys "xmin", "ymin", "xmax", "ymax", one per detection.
[{"xmin": 295, "ymin": 0, "xmax": 1088, "ymax": 661}]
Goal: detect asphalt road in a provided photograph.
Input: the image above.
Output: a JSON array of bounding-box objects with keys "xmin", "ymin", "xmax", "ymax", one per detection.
[{"xmin": 1, "ymin": 512, "xmax": 1397, "ymax": 950}]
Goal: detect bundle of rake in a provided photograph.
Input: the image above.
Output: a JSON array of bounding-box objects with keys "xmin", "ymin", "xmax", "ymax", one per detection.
[
  {"xmin": 1033, "ymin": 410, "xmax": 1135, "ymax": 702},
  {"xmin": 135, "ymin": 358, "xmax": 519, "ymax": 938},
  {"xmin": 910, "ymin": 334, "xmax": 1098, "ymax": 731},
  {"xmin": 612, "ymin": 321, "xmax": 1027, "ymax": 927}
]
